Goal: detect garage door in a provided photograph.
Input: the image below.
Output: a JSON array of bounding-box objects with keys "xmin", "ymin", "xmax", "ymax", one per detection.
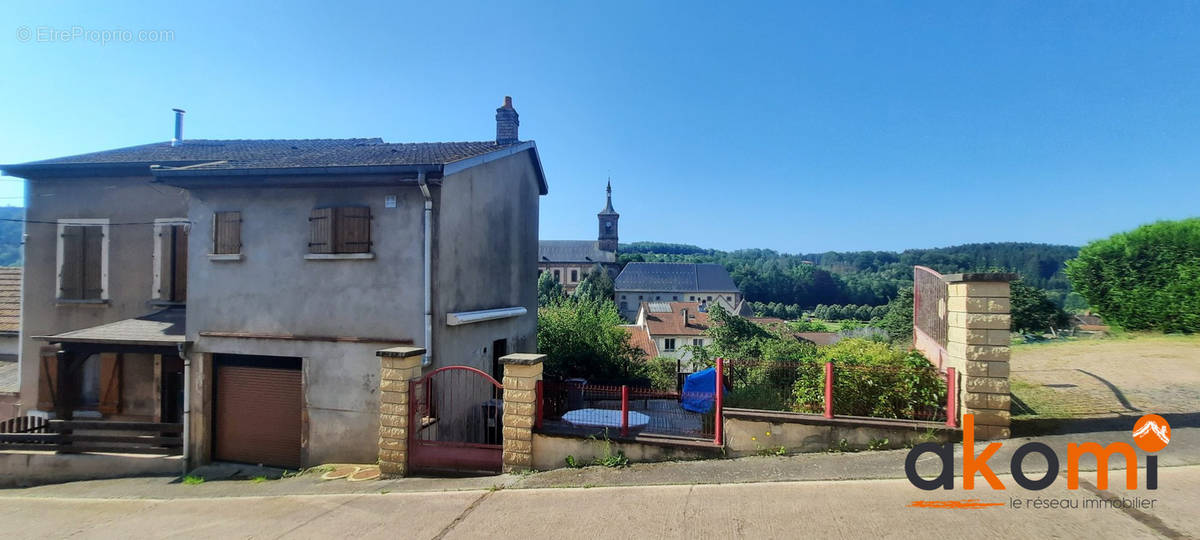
[{"xmin": 214, "ymin": 355, "xmax": 302, "ymax": 469}]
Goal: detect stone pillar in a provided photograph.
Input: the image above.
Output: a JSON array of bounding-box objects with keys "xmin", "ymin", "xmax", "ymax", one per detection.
[
  {"xmin": 945, "ymin": 273, "xmax": 1015, "ymax": 440},
  {"xmin": 376, "ymin": 346, "xmax": 425, "ymax": 477},
  {"xmin": 500, "ymin": 353, "xmax": 544, "ymax": 473}
]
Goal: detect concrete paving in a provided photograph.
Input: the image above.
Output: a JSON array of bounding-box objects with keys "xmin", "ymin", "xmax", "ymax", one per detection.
[{"xmin": 1, "ymin": 467, "xmax": 1196, "ymax": 539}]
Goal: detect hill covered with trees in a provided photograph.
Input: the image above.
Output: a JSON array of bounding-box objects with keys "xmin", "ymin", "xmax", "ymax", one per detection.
[
  {"xmin": 0, "ymin": 207, "xmax": 22, "ymax": 266},
  {"xmin": 619, "ymin": 241, "xmax": 1078, "ymax": 310}
]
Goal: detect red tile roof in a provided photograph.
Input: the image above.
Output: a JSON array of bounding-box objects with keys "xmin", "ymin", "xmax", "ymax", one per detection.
[
  {"xmin": 0, "ymin": 268, "xmax": 19, "ymax": 334},
  {"xmin": 641, "ymin": 302, "xmax": 710, "ymax": 336},
  {"xmin": 621, "ymin": 325, "xmax": 658, "ymax": 359}
]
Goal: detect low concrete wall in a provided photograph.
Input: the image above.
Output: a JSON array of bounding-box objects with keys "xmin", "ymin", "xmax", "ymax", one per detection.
[
  {"xmin": 0, "ymin": 451, "xmax": 182, "ymax": 488},
  {"xmin": 724, "ymin": 408, "xmax": 958, "ymax": 456},
  {"xmin": 532, "ymin": 432, "xmax": 721, "ymax": 471}
]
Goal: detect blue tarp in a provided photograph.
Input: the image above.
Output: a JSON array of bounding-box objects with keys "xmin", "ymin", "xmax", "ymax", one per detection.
[{"xmin": 681, "ymin": 367, "xmax": 726, "ymax": 413}]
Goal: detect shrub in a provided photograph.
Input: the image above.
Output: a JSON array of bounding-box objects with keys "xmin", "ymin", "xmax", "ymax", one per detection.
[
  {"xmin": 792, "ymin": 339, "xmax": 945, "ymax": 419},
  {"xmin": 1066, "ymin": 218, "xmax": 1200, "ymax": 333},
  {"xmin": 537, "ymin": 296, "xmax": 645, "ymax": 381}
]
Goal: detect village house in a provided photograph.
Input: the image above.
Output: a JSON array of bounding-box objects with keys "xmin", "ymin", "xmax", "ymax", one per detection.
[
  {"xmin": 537, "ymin": 182, "xmax": 620, "ymax": 293},
  {"xmin": 613, "ymin": 262, "xmax": 742, "ymax": 321},
  {"xmin": 623, "ymin": 301, "xmax": 711, "ymax": 372},
  {"xmin": 0, "ymin": 97, "xmax": 547, "ymax": 469},
  {"xmin": 0, "ymin": 267, "xmax": 20, "ymax": 417}
]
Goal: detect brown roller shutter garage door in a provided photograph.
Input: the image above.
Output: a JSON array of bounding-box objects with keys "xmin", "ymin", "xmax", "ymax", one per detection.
[{"xmin": 214, "ymin": 355, "xmax": 302, "ymax": 469}]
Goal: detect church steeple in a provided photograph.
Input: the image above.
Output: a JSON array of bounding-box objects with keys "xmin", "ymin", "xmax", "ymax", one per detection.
[{"xmin": 597, "ymin": 180, "xmax": 619, "ymax": 252}]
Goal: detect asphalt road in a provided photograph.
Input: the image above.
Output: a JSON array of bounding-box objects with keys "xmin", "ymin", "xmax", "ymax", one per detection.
[{"xmin": 3, "ymin": 465, "xmax": 1197, "ymax": 539}]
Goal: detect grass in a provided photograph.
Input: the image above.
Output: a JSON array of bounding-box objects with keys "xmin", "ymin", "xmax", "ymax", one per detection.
[
  {"xmin": 182, "ymin": 475, "xmax": 205, "ymax": 485},
  {"xmin": 250, "ymin": 476, "xmax": 269, "ymax": 484}
]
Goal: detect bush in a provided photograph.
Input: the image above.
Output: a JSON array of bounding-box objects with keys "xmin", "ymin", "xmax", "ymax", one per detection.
[
  {"xmin": 644, "ymin": 356, "xmax": 679, "ymax": 391},
  {"xmin": 537, "ymin": 297, "xmax": 645, "ymax": 381},
  {"xmin": 792, "ymin": 339, "xmax": 945, "ymax": 419},
  {"xmin": 1066, "ymin": 218, "xmax": 1200, "ymax": 333}
]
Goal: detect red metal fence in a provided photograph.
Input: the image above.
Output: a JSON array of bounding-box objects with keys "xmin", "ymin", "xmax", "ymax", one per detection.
[
  {"xmin": 537, "ymin": 358, "xmax": 726, "ymax": 444},
  {"xmin": 913, "ymin": 266, "xmax": 950, "ymax": 369},
  {"xmin": 723, "ymin": 359, "xmax": 955, "ymax": 425}
]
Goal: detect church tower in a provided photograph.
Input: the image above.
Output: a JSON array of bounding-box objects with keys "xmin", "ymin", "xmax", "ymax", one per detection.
[{"xmin": 597, "ymin": 181, "xmax": 619, "ymax": 253}]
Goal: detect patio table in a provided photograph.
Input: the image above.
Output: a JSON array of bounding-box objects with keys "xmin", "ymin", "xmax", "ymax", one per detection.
[{"xmin": 562, "ymin": 408, "xmax": 650, "ymax": 430}]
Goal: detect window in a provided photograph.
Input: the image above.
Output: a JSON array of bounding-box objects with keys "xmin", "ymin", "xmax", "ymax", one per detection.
[
  {"xmin": 153, "ymin": 219, "xmax": 189, "ymax": 303},
  {"xmin": 690, "ymin": 296, "xmax": 695, "ymax": 301},
  {"xmin": 57, "ymin": 219, "xmax": 108, "ymax": 301},
  {"xmin": 571, "ymin": 269, "xmax": 579, "ymax": 282},
  {"xmin": 309, "ymin": 206, "xmax": 371, "ymax": 254},
  {"xmin": 638, "ymin": 295, "xmax": 643, "ymax": 300},
  {"xmin": 673, "ymin": 296, "xmax": 678, "ymax": 301},
  {"xmin": 620, "ymin": 301, "xmax": 627, "ymax": 311},
  {"xmin": 726, "ymin": 296, "xmax": 732, "ymax": 302},
  {"xmin": 707, "ymin": 296, "xmax": 713, "ymax": 301},
  {"xmin": 212, "ymin": 211, "xmax": 241, "ymax": 254},
  {"xmin": 693, "ymin": 338, "xmax": 704, "ymax": 347},
  {"xmin": 663, "ymin": 338, "xmax": 676, "ymax": 352},
  {"xmin": 553, "ymin": 269, "xmax": 561, "ymax": 281}
]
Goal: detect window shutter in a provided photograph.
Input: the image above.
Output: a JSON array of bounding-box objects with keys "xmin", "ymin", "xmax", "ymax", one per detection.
[
  {"xmin": 213, "ymin": 211, "xmax": 242, "ymax": 254},
  {"xmin": 37, "ymin": 348, "xmax": 58, "ymax": 410},
  {"xmin": 334, "ymin": 206, "xmax": 372, "ymax": 254},
  {"xmin": 98, "ymin": 353, "xmax": 121, "ymax": 415},
  {"xmin": 308, "ymin": 208, "xmax": 333, "ymax": 254},
  {"xmin": 82, "ymin": 226, "xmax": 104, "ymax": 300},
  {"xmin": 59, "ymin": 226, "xmax": 84, "ymax": 300}
]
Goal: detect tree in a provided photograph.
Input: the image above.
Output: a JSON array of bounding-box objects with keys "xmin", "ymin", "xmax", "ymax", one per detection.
[
  {"xmin": 573, "ymin": 264, "xmax": 615, "ymax": 302},
  {"xmin": 878, "ymin": 286, "xmax": 914, "ymax": 344},
  {"xmin": 1010, "ymin": 279, "xmax": 1071, "ymax": 334},
  {"xmin": 1066, "ymin": 218, "xmax": 1200, "ymax": 333},
  {"xmin": 537, "ymin": 271, "xmax": 564, "ymax": 306},
  {"xmin": 537, "ymin": 296, "xmax": 645, "ymax": 381}
]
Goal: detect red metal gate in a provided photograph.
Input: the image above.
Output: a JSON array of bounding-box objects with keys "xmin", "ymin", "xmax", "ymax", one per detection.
[{"xmin": 408, "ymin": 366, "xmax": 504, "ymax": 475}]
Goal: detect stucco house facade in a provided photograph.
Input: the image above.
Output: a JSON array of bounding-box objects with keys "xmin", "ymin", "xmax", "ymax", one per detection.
[{"xmin": 1, "ymin": 97, "xmax": 547, "ymax": 469}]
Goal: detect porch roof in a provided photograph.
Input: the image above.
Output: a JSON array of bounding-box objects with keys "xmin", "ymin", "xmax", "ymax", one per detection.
[{"xmin": 35, "ymin": 307, "xmax": 187, "ymax": 347}]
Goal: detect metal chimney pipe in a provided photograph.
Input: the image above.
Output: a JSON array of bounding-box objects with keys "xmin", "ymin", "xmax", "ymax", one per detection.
[{"xmin": 171, "ymin": 108, "xmax": 186, "ymax": 147}]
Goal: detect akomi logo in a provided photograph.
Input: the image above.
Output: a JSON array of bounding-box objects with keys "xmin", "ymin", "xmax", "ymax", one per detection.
[{"xmin": 905, "ymin": 413, "xmax": 1169, "ymax": 492}]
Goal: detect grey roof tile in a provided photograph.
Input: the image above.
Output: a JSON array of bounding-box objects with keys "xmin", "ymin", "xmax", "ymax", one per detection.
[
  {"xmin": 614, "ymin": 263, "xmax": 739, "ymax": 292},
  {"xmin": 538, "ymin": 240, "xmax": 616, "ymax": 264}
]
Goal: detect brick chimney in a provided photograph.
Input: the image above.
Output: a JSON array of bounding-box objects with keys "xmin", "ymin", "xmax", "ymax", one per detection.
[
  {"xmin": 681, "ymin": 307, "xmax": 689, "ymax": 327},
  {"xmin": 495, "ymin": 96, "xmax": 519, "ymax": 145}
]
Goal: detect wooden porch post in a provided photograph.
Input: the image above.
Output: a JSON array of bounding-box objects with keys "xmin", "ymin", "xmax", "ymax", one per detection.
[{"xmin": 55, "ymin": 349, "xmax": 75, "ymax": 421}]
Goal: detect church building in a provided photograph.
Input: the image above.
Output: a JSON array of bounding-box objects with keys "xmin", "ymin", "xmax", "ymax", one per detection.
[{"xmin": 537, "ymin": 182, "xmax": 620, "ymax": 294}]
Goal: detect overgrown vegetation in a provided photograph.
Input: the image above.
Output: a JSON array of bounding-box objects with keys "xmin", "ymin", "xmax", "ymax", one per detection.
[
  {"xmin": 1066, "ymin": 218, "xmax": 1200, "ymax": 333},
  {"xmin": 537, "ymin": 296, "xmax": 645, "ymax": 382}
]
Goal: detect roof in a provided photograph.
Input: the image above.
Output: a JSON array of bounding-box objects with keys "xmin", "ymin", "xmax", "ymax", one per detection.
[
  {"xmin": 795, "ymin": 332, "xmax": 842, "ymax": 346},
  {"xmin": 0, "ymin": 268, "xmax": 19, "ymax": 334},
  {"xmin": 3, "ymin": 138, "xmax": 549, "ymax": 194},
  {"xmin": 35, "ymin": 307, "xmax": 186, "ymax": 347},
  {"xmin": 538, "ymin": 240, "xmax": 616, "ymax": 264},
  {"xmin": 614, "ymin": 263, "xmax": 739, "ymax": 293},
  {"xmin": 640, "ymin": 302, "xmax": 710, "ymax": 336},
  {"xmin": 621, "ymin": 325, "xmax": 659, "ymax": 359}
]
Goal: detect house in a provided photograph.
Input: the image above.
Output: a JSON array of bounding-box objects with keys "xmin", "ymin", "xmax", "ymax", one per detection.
[
  {"xmin": 0, "ymin": 97, "xmax": 547, "ymax": 469},
  {"xmin": 537, "ymin": 182, "xmax": 620, "ymax": 293},
  {"xmin": 613, "ymin": 262, "xmax": 741, "ymax": 320},
  {"xmin": 626, "ymin": 301, "xmax": 711, "ymax": 372},
  {"xmin": 0, "ymin": 267, "xmax": 19, "ymax": 417}
]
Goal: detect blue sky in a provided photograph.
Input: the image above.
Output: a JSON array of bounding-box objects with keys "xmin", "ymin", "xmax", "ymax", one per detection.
[{"xmin": 2, "ymin": 1, "xmax": 1199, "ymax": 252}]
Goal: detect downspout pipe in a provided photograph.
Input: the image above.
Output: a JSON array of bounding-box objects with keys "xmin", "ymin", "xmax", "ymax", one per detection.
[
  {"xmin": 177, "ymin": 342, "xmax": 190, "ymax": 476},
  {"xmin": 417, "ymin": 172, "xmax": 433, "ymax": 367}
]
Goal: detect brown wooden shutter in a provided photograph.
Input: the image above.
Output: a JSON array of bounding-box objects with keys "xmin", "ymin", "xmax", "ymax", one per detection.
[
  {"xmin": 334, "ymin": 206, "xmax": 371, "ymax": 254},
  {"xmin": 98, "ymin": 353, "xmax": 121, "ymax": 415},
  {"xmin": 38, "ymin": 348, "xmax": 58, "ymax": 410},
  {"xmin": 308, "ymin": 208, "xmax": 332, "ymax": 254},
  {"xmin": 82, "ymin": 226, "xmax": 103, "ymax": 300},
  {"xmin": 213, "ymin": 211, "xmax": 241, "ymax": 254},
  {"xmin": 59, "ymin": 225, "xmax": 83, "ymax": 299}
]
